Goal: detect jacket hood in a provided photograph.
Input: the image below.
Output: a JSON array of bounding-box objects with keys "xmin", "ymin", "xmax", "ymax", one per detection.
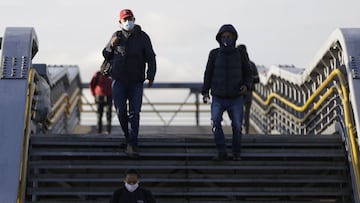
[
  {"xmin": 215, "ymin": 24, "xmax": 238, "ymax": 43},
  {"xmin": 121, "ymin": 24, "xmax": 142, "ymax": 34},
  {"xmin": 133, "ymin": 24, "xmax": 142, "ymax": 32}
]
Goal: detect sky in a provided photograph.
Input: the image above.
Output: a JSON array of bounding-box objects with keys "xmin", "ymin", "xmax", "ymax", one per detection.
[{"xmin": 1, "ymin": 0, "xmax": 360, "ymax": 83}]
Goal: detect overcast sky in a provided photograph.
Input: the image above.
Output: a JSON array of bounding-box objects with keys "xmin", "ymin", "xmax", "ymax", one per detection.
[{"xmin": 1, "ymin": 0, "xmax": 360, "ymax": 82}]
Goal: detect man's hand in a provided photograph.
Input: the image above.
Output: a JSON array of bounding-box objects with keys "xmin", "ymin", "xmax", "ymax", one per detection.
[
  {"xmin": 240, "ymin": 85, "xmax": 247, "ymax": 94},
  {"xmin": 147, "ymin": 80, "xmax": 154, "ymax": 88},
  {"xmin": 202, "ymin": 93, "xmax": 210, "ymax": 103}
]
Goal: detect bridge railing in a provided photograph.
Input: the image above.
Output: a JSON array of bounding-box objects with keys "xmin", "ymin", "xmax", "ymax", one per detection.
[
  {"xmin": 80, "ymin": 82, "xmax": 224, "ymax": 126},
  {"xmin": 251, "ymin": 28, "xmax": 360, "ymax": 202}
]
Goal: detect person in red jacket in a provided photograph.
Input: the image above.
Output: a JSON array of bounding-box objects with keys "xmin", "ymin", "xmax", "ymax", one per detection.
[{"xmin": 89, "ymin": 71, "xmax": 113, "ymax": 134}]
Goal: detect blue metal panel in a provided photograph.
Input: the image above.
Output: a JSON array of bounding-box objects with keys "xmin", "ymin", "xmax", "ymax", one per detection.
[
  {"xmin": 0, "ymin": 27, "xmax": 38, "ymax": 203},
  {"xmin": 0, "ymin": 80, "xmax": 28, "ymax": 203}
]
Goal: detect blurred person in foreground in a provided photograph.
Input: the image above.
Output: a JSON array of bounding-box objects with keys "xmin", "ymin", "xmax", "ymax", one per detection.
[{"xmin": 109, "ymin": 169, "xmax": 156, "ymax": 203}]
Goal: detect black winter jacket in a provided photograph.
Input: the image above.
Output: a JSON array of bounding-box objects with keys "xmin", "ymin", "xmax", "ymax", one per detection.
[
  {"xmin": 103, "ymin": 25, "xmax": 156, "ymax": 84},
  {"xmin": 202, "ymin": 24, "xmax": 252, "ymax": 98},
  {"xmin": 109, "ymin": 187, "xmax": 156, "ymax": 203}
]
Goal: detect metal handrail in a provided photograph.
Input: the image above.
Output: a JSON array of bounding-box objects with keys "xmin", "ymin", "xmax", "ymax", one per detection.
[
  {"xmin": 67, "ymin": 88, "xmax": 81, "ymax": 116},
  {"xmin": 80, "ymin": 82, "xmax": 210, "ymax": 126},
  {"xmin": 17, "ymin": 68, "xmax": 36, "ymax": 203},
  {"xmin": 253, "ymin": 68, "xmax": 360, "ymax": 201}
]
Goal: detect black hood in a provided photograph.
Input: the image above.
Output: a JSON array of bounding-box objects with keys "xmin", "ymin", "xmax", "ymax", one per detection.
[
  {"xmin": 121, "ymin": 24, "xmax": 142, "ymax": 35},
  {"xmin": 215, "ymin": 24, "xmax": 238, "ymax": 44},
  {"xmin": 133, "ymin": 24, "xmax": 142, "ymax": 32}
]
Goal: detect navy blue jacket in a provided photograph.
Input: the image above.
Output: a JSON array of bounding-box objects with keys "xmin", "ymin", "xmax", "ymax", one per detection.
[
  {"xmin": 103, "ymin": 25, "xmax": 156, "ymax": 84},
  {"xmin": 202, "ymin": 24, "xmax": 252, "ymax": 98}
]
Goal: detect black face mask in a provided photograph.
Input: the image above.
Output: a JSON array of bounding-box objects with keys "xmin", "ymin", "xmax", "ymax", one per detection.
[{"xmin": 221, "ymin": 37, "xmax": 235, "ymax": 48}]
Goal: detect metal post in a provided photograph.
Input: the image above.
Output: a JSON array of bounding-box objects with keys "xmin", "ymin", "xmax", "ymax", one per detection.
[{"xmin": 194, "ymin": 90, "xmax": 200, "ymax": 126}]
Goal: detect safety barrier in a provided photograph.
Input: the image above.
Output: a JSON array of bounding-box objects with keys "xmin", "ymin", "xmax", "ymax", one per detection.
[
  {"xmin": 16, "ymin": 65, "xmax": 81, "ymax": 203},
  {"xmin": 80, "ymin": 82, "xmax": 219, "ymax": 126},
  {"xmin": 0, "ymin": 27, "xmax": 82, "ymax": 203},
  {"xmin": 30, "ymin": 64, "xmax": 82, "ymax": 134},
  {"xmin": 251, "ymin": 28, "xmax": 360, "ymax": 202}
]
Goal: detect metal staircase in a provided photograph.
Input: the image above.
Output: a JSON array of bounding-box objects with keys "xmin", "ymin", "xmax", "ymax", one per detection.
[
  {"xmin": 26, "ymin": 133, "xmax": 354, "ymax": 203},
  {"xmin": 2, "ymin": 26, "xmax": 360, "ymax": 203}
]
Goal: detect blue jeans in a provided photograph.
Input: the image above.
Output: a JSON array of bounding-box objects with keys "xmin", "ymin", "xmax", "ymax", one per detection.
[
  {"xmin": 211, "ymin": 95, "xmax": 244, "ymax": 155},
  {"xmin": 112, "ymin": 80, "xmax": 143, "ymax": 147}
]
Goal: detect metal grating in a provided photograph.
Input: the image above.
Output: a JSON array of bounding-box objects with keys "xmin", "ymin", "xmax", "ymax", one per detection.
[
  {"xmin": 350, "ymin": 56, "xmax": 360, "ymax": 79},
  {"xmin": 0, "ymin": 56, "xmax": 29, "ymax": 79}
]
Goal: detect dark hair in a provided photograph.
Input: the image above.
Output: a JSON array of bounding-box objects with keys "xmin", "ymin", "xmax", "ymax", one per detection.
[{"xmin": 125, "ymin": 169, "xmax": 140, "ymax": 177}]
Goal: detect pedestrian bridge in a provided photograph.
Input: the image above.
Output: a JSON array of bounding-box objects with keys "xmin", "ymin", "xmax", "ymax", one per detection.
[{"xmin": 0, "ymin": 27, "xmax": 359, "ymax": 203}]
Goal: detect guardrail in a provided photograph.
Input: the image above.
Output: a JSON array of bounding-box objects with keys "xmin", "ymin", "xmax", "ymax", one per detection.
[
  {"xmin": 251, "ymin": 28, "xmax": 360, "ymax": 202},
  {"xmin": 80, "ymin": 82, "xmax": 222, "ymax": 126}
]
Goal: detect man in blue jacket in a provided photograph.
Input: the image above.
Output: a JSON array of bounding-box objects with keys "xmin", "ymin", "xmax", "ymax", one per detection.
[
  {"xmin": 202, "ymin": 24, "xmax": 252, "ymax": 161},
  {"xmin": 103, "ymin": 9, "xmax": 156, "ymax": 158}
]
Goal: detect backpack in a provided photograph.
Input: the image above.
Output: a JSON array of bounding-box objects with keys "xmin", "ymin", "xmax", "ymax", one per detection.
[
  {"xmin": 101, "ymin": 31, "xmax": 122, "ymax": 77},
  {"xmin": 100, "ymin": 59, "xmax": 111, "ymax": 77},
  {"xmin": 92, "ymin": 71, "xmax": 101, "ymax": 86}
]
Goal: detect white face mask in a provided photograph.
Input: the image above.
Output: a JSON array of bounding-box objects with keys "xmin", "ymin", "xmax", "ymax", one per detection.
[
  {"xmin": 125, "ymin": 182, "xmax": 139, "ymax": 192},
  {"xmin": 122, "ymin": 20, "xmax": 135, "ymax": 31}
]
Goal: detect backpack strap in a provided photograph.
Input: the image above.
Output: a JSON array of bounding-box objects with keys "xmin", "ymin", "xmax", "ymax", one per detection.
[{"xmin": 106, "ymin": 30, "xmax": 122, "ymax": 62}]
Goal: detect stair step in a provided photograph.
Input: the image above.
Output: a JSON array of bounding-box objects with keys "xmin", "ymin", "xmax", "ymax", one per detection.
[
  {"xmin": 26, "ymin": 200, "xmax": 349, "ymax": 203},
  {"xmin": 26, "ymin": 133, "xmax": 353, "ymax": 202},
  {"xmin": 28, "ymin": 161, "xmax": 347, "ymax": 171},
  {"xmin": 26, "ymin": 187, "xmax": 351, "ymax": 196},
  {"xmin": 29, "ymin": 176, "xmax": 348, "ymax": 184},
  {"xmin": 30, "ymin": 135, "xmax": 343, "ymax": 146},
  {"xmin": 29, "ymin": 150, "xmax": 345, "ymax": 159}
]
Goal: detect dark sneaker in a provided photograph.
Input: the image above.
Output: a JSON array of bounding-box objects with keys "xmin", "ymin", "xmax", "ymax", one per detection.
[
  {"xmin": 212, "ymin": 153, "xmax": 228, "ymax": 161},
  {"xmin": 132, "ymin": 146, "xmax": 139, "ymax": 158},
  {"xmin": 126, "ymin": 144, "xmax": 139, "ymax": 158},
  {"xmin": 232, "ymin": 154, "xmax": 242, "ymax": 161},
  {"xmin": 120, "ymin": 137, "xmax": 128, "ymax": 149},
  {"xmin": 120, "ymin": 142, "xmax": 127, "ymax": 149}
]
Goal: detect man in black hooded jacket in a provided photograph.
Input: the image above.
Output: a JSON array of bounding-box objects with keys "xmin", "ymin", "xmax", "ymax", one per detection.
[
  {"xmin": 103, "ymin": 9, "xmax": 156, "ymax": 158},
  {"xmin": 202, "ymin": 24, "xmax": 252, "ymax": 161},
  {"xmin": 109, "ymin": 169, "xmax": 156, "ymax": 203}
]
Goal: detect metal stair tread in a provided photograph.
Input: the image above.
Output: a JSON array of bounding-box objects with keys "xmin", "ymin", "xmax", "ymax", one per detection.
[
  {"xmin": 28, "ymin": 162, "xmax": 347, "ymax": 170},
  {"xmin": 26, "ymin": 187, "xmax": 351, "ymax": 196},
  {"xmin": 28, "ymin": 175, "xmax": 349, "ymax": 183},
  {"xmin": 28, "ymin": 150, "xmax": 346, "ymax": 158}
]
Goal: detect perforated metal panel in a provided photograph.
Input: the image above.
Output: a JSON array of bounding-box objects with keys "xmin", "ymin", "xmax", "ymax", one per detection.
[{"xmin": 350, "ymin": 56, "xmax": 360, "ymax": 79}]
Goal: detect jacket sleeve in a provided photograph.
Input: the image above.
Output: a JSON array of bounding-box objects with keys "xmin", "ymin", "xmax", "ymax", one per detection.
[
  {"xmin": 103, "ymin": 32, "xmax": 117, "ymax": 61},
  {"xmin": 202, "ymin": 49, "xmax": 217, "ymax": 95},
  {"xmin": 142, "ymin": 32, "xmax": 157, "ymax": 82}
]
